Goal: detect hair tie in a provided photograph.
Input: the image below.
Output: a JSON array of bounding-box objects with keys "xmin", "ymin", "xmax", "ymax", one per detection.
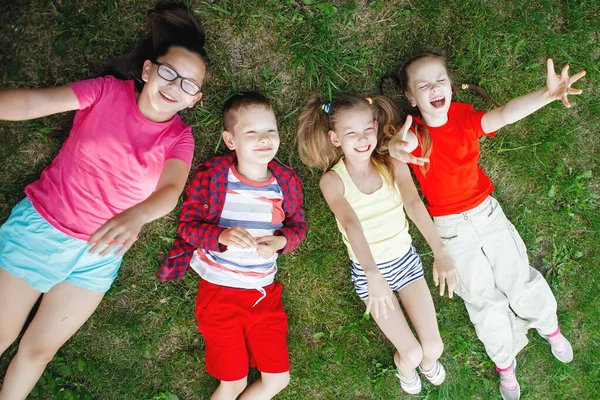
[
  {"xmin": 461, "ymin": 83, "xmax": 469, "ymax": 90},
  {"xmin": 365, "ymin": 97, "xmax": 373, "ymax": 105},
  {"xmin": 321, "ymin": 103, "xmax": 331, "ymax": 114}
]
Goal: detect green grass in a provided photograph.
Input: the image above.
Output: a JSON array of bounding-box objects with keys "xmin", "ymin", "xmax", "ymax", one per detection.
[{"xmin": 1, "ymin": 0, "xmax": 599, "ymax": 399}]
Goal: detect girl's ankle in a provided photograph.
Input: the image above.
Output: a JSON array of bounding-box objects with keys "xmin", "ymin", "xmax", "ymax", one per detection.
[
  {"xmin": 419, "ymin": 361, "xmax": 436, "ymax": 372},
  {"xmin": 495, "ymin": 364, "xmax": 514, "ymax": 374}
]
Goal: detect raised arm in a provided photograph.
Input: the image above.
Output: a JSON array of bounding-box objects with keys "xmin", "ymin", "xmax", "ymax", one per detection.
[
  {"xmin": 0, "ymin": 86, "xmax": 80, "ymax": 121},
  {"xmin": 320, "ymin": 171, "xmax": 395, "ymax": 319},
  {"xmin": 88, "ymin": 158, "xmax": 190, "ymax": 255},
  {"xmin": 481, "ymin": 59, "xmax": 586, "ymax": 134},
  {"xmin": 392, "ymin": 158, "xmax": 458, "ymax": 297}
]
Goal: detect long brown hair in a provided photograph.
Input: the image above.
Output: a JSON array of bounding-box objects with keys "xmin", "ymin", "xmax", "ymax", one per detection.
[
  {"xmin": 297, "ymin": 93, "xmax": 401, "ymax": 183},
  {"xmin": 380, "ymin": 52, "xmax": 499, "ymax": 173},
  {"xmin": 50, "ymin": 3, "xmax": 210, "ymax": 142},
  {"xmin": 103, "ymin": 2, "xmax": 210, "ymax": 91}
]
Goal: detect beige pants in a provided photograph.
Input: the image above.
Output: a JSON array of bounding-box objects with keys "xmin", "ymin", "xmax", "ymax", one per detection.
[{"xmin": 434, "ymin": 196, "xmax": 558, "ymax": 369}]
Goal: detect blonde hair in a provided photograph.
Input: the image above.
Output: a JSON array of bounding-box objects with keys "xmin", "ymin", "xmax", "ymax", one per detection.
[{"xmin": 297, "ymin": 93, "xmax": 401, "ymax": 182}]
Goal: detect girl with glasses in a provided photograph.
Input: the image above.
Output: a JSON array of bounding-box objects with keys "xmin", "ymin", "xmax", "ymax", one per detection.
[{"xmin": 0, "ymin": 4, "xmax": 208, "ymax": 398}]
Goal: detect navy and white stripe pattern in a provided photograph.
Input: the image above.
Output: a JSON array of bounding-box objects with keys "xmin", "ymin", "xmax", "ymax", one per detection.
[
  {"xmin": 351, "ymin": 246, "xmax": 424, "ymax": 300},
  {"xmin": 190, "ymin": 167, "xmax": 284, "ymax": 289}
]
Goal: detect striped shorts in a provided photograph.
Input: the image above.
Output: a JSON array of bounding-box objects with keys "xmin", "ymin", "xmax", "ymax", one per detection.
[{"xmin": 351, "ymin": 246, "xmax": 424, "ymax": 300}]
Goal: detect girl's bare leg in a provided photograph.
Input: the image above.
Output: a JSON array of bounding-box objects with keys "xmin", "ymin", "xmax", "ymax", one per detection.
[
  {"xmin": 398, "ymin": 279, "xmax": 444, "ymax": 370},
  {"xmin": 0, "ymin": 268, "xmax": 41, "ymax": 355},
  {"xmin": 364, "ymin": 295, "xmax": 423, "ymax": 378},
  {"xmin": 0, "ymin": 281, "xmax": 104, "ymax": 400}
]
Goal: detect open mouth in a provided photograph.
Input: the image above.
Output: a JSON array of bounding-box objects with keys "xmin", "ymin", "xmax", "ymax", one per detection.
[
  {"xmin": 430, "ymin": 96, "xmax": 446, "ymax": 109},
  {"xmin": 159, "ymin": 91, "xmax": 176, "ymax": 103},
  {"xmin": 355, "ymin": 145, "xmax": 371, "ymax": 153}
]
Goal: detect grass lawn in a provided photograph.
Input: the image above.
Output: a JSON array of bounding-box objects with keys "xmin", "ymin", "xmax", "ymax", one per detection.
[{"xmin": 1, "ymin": 0, "xmax": 599, "ymax": 399}]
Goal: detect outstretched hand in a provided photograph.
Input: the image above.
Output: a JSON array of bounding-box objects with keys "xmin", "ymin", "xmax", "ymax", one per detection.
[
  {"xmin": 88, "ymin": 207, "xmax": 145, "ymax": 256},
  {"xmin": 546, "ymin": 59, "xmax": 586, "ymax": 108},
  {"xmin": 432, "ymin": 250, "xmax": 459, "ymax": 298},
  {"xmin": 388, "ymin": 115, "xmax": 430, "ymax": 166}
]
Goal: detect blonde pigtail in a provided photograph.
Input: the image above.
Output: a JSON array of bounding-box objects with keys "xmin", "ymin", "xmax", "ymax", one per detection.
[{"xmin": 297, "ymin": 94, "xmax": 343, "ymax": 171}]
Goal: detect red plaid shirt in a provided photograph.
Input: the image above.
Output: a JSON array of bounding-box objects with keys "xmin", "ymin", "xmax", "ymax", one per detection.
[{"xmin": 157, "ymin": 153, "xmax": 308, "ymax": 281}]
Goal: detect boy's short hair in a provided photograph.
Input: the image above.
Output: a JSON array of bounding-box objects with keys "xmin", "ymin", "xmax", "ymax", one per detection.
[{"xmin": 223, "ymin": 91, "xmax": 272, "ymax": 132}]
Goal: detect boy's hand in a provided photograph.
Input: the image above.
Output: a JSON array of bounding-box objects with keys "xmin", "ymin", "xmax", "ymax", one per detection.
[
  {"xmin": 546, "ymin": 59, "xmax": 586, "ymax": 108},
  {"xmin": 432, "ymin": 250, "xmax": 459, "ymax": 298},
  {"xmin": 219, "ymin": 226, "xmax": 257, "ymax": 249},
  {"xmin": 388, "ymin": 115, "xmax": 429, "ymax": 166},
  {"xmin": 256, "ymin": 235, "xmax": 287, "ymax": 259},
  {"xmin": 365, "ymin": 272, "xmax": 395, "ymax": 320}
]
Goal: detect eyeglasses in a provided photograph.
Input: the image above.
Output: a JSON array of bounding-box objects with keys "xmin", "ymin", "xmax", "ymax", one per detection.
[{"xmin": 152, "ymin": 61, "xmax": 202, "ymax": 96}]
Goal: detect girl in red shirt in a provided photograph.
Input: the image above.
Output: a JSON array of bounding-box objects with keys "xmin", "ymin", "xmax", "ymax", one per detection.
[{"xmin": 383, "ymin": 54, "xmax": 585, "ymax": 400}]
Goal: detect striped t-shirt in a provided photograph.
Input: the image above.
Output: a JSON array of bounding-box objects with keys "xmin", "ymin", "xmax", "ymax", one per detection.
[{"xmin": 190, "ymin": 166, "xmax": 284, "ymax": 289}]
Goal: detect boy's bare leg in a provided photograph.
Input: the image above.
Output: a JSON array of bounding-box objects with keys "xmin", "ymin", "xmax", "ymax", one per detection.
[
  {"xmin": 210, "ymin": 377, "xmax": 248, "ymax": 400},
  {"xmin": 239, "ymin": 371, "xmax": 290, "ymax": 400}
]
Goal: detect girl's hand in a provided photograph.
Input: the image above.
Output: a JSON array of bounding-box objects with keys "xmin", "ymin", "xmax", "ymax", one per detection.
[
  {"xmin": 219, "ymin": 226, "xmax": 257, "ymax": 249},
  {"xmin": 256, "ymin": 235, "xmax": 287, "ymax": 259},
  {"xmin": 88, "ymin": 207, "xmax": 146, "ymax": 256},
  {"xmin": 388, "ymin": 115, "xmax": 430, "ymax": 166},
  {"xmin": 432, "ymin": 250, "xmax": 459, "ymax": 298},
  {"xmin": 546, "ymin": 59, "xmax": 586, "ymax": 108},
  {"xmin": 365, "ymin": 273, "xmax": 395, "ymax": 320}
]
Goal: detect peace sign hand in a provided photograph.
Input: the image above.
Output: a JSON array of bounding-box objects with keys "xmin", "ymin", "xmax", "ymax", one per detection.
[
  {"xmin": 546, "ymin": 59, "xmax": 586, "ymax": 108},
  {"xmin": 388, "ymin": 115, "xmax": 430, "ymax": 166}
]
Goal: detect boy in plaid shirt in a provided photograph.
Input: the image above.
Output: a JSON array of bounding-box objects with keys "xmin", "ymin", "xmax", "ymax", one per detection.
[{"xmin": 159, "ymin": 91, "xmax": 307, "ymax": 400}]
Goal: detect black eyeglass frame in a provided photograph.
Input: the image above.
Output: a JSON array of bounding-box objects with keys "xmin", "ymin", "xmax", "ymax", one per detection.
[{"xmin": 151, "ymin": 61, "xmax": 203, "ymax": 96}]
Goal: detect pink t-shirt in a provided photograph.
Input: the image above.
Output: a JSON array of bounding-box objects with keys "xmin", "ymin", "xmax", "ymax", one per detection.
[{"xmin": 25, "ymin": 75, "xmax": 194, "ymax": 240}]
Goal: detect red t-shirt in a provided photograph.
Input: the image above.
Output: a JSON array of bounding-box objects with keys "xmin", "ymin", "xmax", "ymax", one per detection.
[{"xmin": 410, "ymin": 102, "xmax": 496, "ymax": 216}]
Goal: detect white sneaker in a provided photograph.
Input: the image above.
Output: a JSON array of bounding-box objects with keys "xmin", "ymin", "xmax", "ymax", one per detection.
[
  {"xmin": 396, "ymin": 369, "xmax": 422, "ymax": 394},
  {"xmin": 418, "ymin": 360, "xmax": 446, "ymax": 385}
]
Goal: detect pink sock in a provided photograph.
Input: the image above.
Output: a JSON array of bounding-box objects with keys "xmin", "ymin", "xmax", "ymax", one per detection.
[
  {"xmin": 495, "ymin": 364, "xmax": 517, "ymax": 391},
  {"xmin": 545, "ymin": 326, "xmax": 567, "ymax": 353}
]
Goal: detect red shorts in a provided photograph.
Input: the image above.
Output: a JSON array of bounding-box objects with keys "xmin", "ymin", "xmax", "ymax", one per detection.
[{"xmin": 196, "ymin": 279, "xmax": 290, "ymax": 381}]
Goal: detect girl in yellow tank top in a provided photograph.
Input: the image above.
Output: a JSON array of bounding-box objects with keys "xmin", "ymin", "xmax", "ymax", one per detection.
[{"xmin": 298, "ymin": 93, "xmax": 458, "ymax": 395}]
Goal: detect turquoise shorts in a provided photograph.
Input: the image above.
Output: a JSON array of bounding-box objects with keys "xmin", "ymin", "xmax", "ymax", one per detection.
[{"xmin": 0, "ymin": 198, "xmax": 123, "ymax": 293}]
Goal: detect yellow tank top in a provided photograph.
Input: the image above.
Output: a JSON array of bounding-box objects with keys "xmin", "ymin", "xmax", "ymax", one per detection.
[{"xmin": 330, "ymin": 158, "xmax": 412, "ymax": 263}]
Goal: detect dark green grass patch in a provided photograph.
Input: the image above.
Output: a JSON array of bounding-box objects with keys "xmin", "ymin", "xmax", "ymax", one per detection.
[{"xmin": 1, "ymin": 0, "xmax": 599, "ymax": 399}]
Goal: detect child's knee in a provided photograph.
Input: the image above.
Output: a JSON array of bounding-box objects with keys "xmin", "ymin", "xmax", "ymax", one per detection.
[
  {"xmin": 396, "ymin": 345, "xmax": 423, "ymax": 369},
  {"xmin": 16, "ymin": 340, "xmax": 58, "ymax": 365},
  {"xmin": 0, "ymin": 331, "xmax": 19, "ymax": 355},
  {"xmin": 218, "ymin": 377, "xmax": 248, "ymax": 397},
  {"xmin": 422, "ymin": 338, "xmax": 444, "ymax": 361},
  {"xmin": 0, "ymin": 320, "xmax": 25, "ymax": 354},
  {"xmin": 262, "ymin": 371, "xmax": 290, "ymax": 393}
]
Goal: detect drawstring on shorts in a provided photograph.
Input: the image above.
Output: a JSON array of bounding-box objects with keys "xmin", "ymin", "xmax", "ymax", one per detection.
[{"xmin": 252, "ymin": 287, "xmax": 267, "ymax": 307}]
